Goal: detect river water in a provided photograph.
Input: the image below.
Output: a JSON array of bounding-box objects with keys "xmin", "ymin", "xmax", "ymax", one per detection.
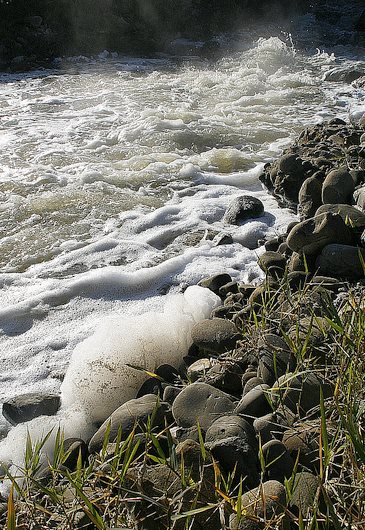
[{"xmin": 0, "ymin": 6, "xmax": 365, "ymax": 441}]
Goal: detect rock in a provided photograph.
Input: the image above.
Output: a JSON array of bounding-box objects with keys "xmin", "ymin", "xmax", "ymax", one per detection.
[
  {"xmin": 261, "ymin": 439, "xmax": 295, "ymax": 482},
  {"xmin": 298, "ymin": 175, "xmax": 323, "ymax": 220},
  {"xmin": 136, "ymin": 377, "xmax": 163, "ymax": 398},
  {"xmin": 229, "ymin": 480, "xmax": 286, "ymax": 530},
  {"xmin": 289, "ymin": 472, "xmax": 320, "ymax": 516},
  {"xmin": 253, "ymin": 413, "xmax": 287, "ymax": 444},
  {"xmin": 257, "ymin": 334, "xmax": 296, "ymax": 386},
  {"xmin": 213, "ymin": 232, "xmax": 234, "ymax": 245},
  {"xmin": 322, "ymin": 167, "xmax": 355, "ymax": 204},
  {"xmin": 282, "ymin": 422, "xmax": 321, "ymax": 473},
  {"xmin": 286, "ymin": 212, "xmax": 353, "ymax": 255},
  {"xmin": 288, "ymin": 252, "xmax": 316, "ymax": 273},
  {"xmin": 258, "ymin": 251, "xmax": 287, "ymax": 278},
  {"xmin": 287, "ymin": 271, "xmax": 309, "ymax": 290},
  {"xmin": 235, "ymin": 384, "xmax": 272, "ymax": 420},
  {"xmin": 271, "ymin": 373, "xmax": 332, "ymax": 415},
  {"xmin": 355, "ymin": 8, "xmax": 365, "ymax": 31},
  {"xmin": 316, "ymin": 203, "xmax": 365, "ymax": 229},
  {"xmin": 353, "ymin": 185, "xmax": 365, "ymax": 210},
  {"xmin": 174, "ymin": 425, "xmax": 201, "ymax": 443},
  {"xmin": 204, "ymin": 362, "xmax": 243, "ymax": 394},
  {"xmin": 219, "ymin": 281, "xmax": 239, "ymax": 298},
  {"xmin": 2, "ymin": 393, "xmax": 61, "ymax": 425},
  {"xmin": 191, "ymin": 318, "xmax": 241, "ymax": 354},
  {"xmin": 223, "ymin": 195, "xmax": 264, "ymax": 225},
  {"xmin": 62, "ymin": 438, "xmax": 88, "ymax": 471},
  {"xmin": 187, "ymin": 358, "xmax": 215, "ymax": 382},
  {"xmin": 287, "ymin": 317, "xmax": 331, "ymax": 362},
  {"xmin": 172, "ymin": 382, "xmax": 235, "ymax": 431},
  {"xmin": 198, "ymin": 273, "xmax": 232, "ymax": 295},
  {"xmin": 243, "ymin": 377, "xmax": 264, "ymax": 395},
  {"xmin": 88, "ymin": 395, "xmax": 169, "ymax": 453},
  {"xmin": 162, "ymin": 385, "xmax": 182, "ymax": 405},
  {"xmin": 155, "ymin": 364, "xmax": 179, "ymax": 383},
  {"xmin": 316, "ymin": 244, "xmax": 365, "ymax": 280},
  {"xmin": 205, "ymin": 415, "xmax": 259, "ymax": 486}
]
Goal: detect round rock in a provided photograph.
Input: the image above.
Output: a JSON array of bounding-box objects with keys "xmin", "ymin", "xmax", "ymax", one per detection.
[
  {"xmin": 223, "ymin": 195, "xmax": 264, "ymax": 225},
  {"xmin": 191, "ymin": 318, "xmax": 241, "ymax": 354},
  {"xmin": 322, "ymin": 166, "xmax": 355, "ymax": 204},
  {"xmin": 316, "ymin": 244, "xmax": 365, "ymax": 280}
]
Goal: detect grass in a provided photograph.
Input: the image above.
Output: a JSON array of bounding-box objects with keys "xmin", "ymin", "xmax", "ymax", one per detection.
[{"xmin": 0, "ymin": 275, "xmax": 364, "ymax": 529}]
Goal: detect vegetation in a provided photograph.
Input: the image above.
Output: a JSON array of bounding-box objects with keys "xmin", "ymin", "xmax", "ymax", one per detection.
[{"xmin": 0, "ymin": 274, "xmax": 364, "ymax": 529}]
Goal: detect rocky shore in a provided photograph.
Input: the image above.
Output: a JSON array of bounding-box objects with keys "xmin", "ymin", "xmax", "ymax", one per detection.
[{"xmin": 1, "ymin": 117, "xmax": 365, "ymax": 528}]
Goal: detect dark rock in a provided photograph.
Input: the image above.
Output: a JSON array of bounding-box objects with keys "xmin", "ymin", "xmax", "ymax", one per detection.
[
  {"xmin": 316, "ymin": 203, "xmax": 365, "ymax": 229},
  {"xmin": 288, "ymin": 252, "xmax": 316, "ymax": 273},
  {"xmin": 174, "ymin": 425, "xmax": 201, "ymax": 443},
  {"xmin": 298, "ymin": 175, "xmax": 323, "ymax": 220},
  {"xmin": 155, "ymin": 364, "xmax": 179, "ymax": 383},
  {"xmin": 198, "ymin": 273, "xmax": 232, "ymax": 296},
  {"xmin": 243, "ymin": 377, "xmax": 264, "ymax": 395},
  {"xmin": 172, "ymin": 382, "xmax": 235, "ymax": 431},
  {"xmin": 219, "ymin": 281, "xmax": 239, "ymax": 298},
  {"xmin": 187, "ymin": 358, "xmax": 214, "ymax": 382},
  {"xmin": 322, "ymin": 167, "xmax": 355, "ymax": 204},
  {"xmin": 277, "ymin": 241, "xmax": 292, "ymax": 257},
  {"xmin": 264, "ymin": 236, "xmax": 282, "ymax": 252},
  {"xmin": 63, "ymin": 438, "xmax": 88, "ymax": 471},
  {"xmin": 282, "ymin": 422, "xmax": 321, "ymax": 473},
  {"xmin": 235, "ymin": 384, "xmax": 272, "ymax": 420},
  {"xmin": 287, "ymin": 271, "xmax": 309, "ymax": 290},
  {"xmin": 213, "ymin": 232, "xmax": 234, "ymax": 245},
  {"xmin": 205, "ymin": 415, "xmax": 258, "ymax": 486},
  {"xmin": 229, "ymin": 480, "xmax": 286, "ymax": 530},
  {"xmin": 286, "ymin": 212, "xmax": 353, "ymax": 255},
  {"xmin": 271, "ymin": 373, "xmax": 332, "ymax": 415},
  {"xmin": 261, "ymin": 439, "xmax": 295, "ymax": 482},
  {"xmin": 204, "ymin": 362, "xmax": 243, "ymax": 394},
  {"xmin": 253, "ymin": 413, "xmax": 287, "ymax": 444},
  {"xmin": 2, "ymin": 393, "xmax": 61, "ymax": 425},
  {"xmin": 89, "ymin": 395, "xmax": 169, "ymax": 453},
  {"xmin": 162, "ymin": 385, "xmax": 182, "ymax": 405},
  {"xmin": 316, "ymin": 244, "xmax": 365, "ymax": 280},
  {"xmin": 355, "ymin": 8, "xmax": 365, "ymax": 31},
  {"xmin": 258, "ymin": 251, "xmax": 287, "ymax": 278},
  {"xmin": 223, "ymin": 195, "xmax": 264, "ymax": 225},
  {"xmin": 136, "ymin": 377, "xmax": 163, "ymax": 398},
  {"xmin": 191, "ymin": 318, "xmax": 241, "ymax": 354}
]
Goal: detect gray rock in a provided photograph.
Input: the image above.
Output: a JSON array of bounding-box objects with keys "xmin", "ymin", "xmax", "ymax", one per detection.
[
  {"xmin": 63, "ymin": 438, "xmax": 88, "ymax": 471},
  {"xmin": 172, "ymin": 382, "xmax": 235, "ymax": 431},
  {"xmin": 316, "ymin": 244, "xmax": 365, "ymax": 280},
  {"xmin": 316, "ymin": 203, "xmax": 365, "ymax": 229},
  {"xmin": 253, "ymin": 413, "xmax": 287, "ymax": 444},
  {"xmin": 261, "ymin": 439, "xmax": 295, "ymax": 482},
  {"xmin": 162, "ymin": 385, "xmax": 182, "ymax": 405},
  {"xmin": 258, "ymin": 334, "xmax": 296, "ymax": 386},
  {"xmin": 235, "ymin": 384, "xmax": 272, "ymax": 420},
  {"xmin": 322, "ymin": 167, "xmax": 355, "ymax": 204},
  {"xmin": 2, "ymin": 393, "xmax": 61, "ymax": 425},
  {"xmin": 286, "ymin": 212, "xmax": 352, "ymax": 255},
  {"xmin": 204, "ymin": 362, "xmax": 243, "ymax": 394},
  {"xmin": 198, "ymin": 273, "xmax": 232, "ymax": 296},
  {"xmin": 354, "ymin": 185, "xmax": 365, "ymax": 210},
  {"xmin": 223, "ymin": 195, "xmax": 264, "ymax": 225},
  {"xmin": 191, "ymin": 318, "xmax": 241, "ymax": 354},
  {"xmin": 289, "ymin": 472, "xmax": 320, "ymax": 515},
  {"xmin": 205, "ymin": 415, "xmax": 258, "ymax": 487},
  {"xmin": 243, "ymin": 377, "xmax": 264, "ymax": 395},
  {"xmin": 219, "ymin": 281, "xmax": 239, "ymax": 298},
  {"xmin": 229, "ymin": 480, "xmax": 286, "ymax": 530},
  {"xmin": 88, "ymin": 395, "xmax": 168, "ymax": 453},
  {"xmin": 187, "ymin": 358, "xmax": 214, "ymax": 382},
  {"xmin": 282, "ymin": 422, "xmax": 321, "ymax": 473},
  {"xmin": 298, "ymin": 175, "xmax": 323, "ymax": 220},
  {"xmin": 288, "ymin": 252, "xmax": 316, "ymax": 273},
  {"xmin": 213, "ymin": 232, "xmax": 234, "ymax": 246},
  {"xmin": 271, "ymin": 373, "xmax": 332, "ymax": 415}
]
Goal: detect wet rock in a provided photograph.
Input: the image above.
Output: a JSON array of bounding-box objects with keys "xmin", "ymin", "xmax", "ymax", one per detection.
[
  {"xmin": 316, "ymin": 203, "xmax": 365, "ymax": 229},
  {"xmin": 298, "ymin": 175, "xmax": 323, "ymax": 220},
  {"xmin": 172, "ymin": 382, "xmax": 235, "ymax": 431},
  {"xmin": 229, "ymin": 480, "xmax": 286, "ymax": 530},
  {"xmin": 322, "ymin": 167, "xmax": 355, "ymax": 204},
  {"xmin": 235, "ymin": 384, "xmax": 272, "ymax": 420},
  {"xmin": 213, "ymin": 232, "xmax": 234, "ymax": 245},
  {"xmin": 258, "ymin": 251, "xmax": 287, "ymax": 278},
  {"xmin": 191, "ymin": 318, "xmax": 241, "ymax": 354},
  {"xmin": 198, "ymin": 273, "xmax": 232, "ymax": 296},
  {"xmin": 286, "ymin": 212, "xmax": 352, "ymax": 255},
  {"xmin": 205, "ymin": 416, "xmax": 259, "ymax": 484},
  {"xmin": 223, "ymin": 195, "xmax": 264, "ymax": 225},
  {"xmin": 316, "ymin": 244, "xmax": 365, "ymax": 280},
  {"xmin": 155, "ymin": 364, "xmax": 179, "ymax": 383},
  {"xmin": 261, "ymin": 439, "xmax": 295, "ymax": 482},
  {"xmin": 89, "ymin": 395, "xmax": 169, "ymax": 453},
  {"xmin": 2, "ymin": 393, "xmax": 61, "ymax": 425}
]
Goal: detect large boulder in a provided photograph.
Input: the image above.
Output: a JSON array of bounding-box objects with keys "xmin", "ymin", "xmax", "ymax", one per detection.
[
  {"xmin": 172, "ymin": 382, "xmax": 235, "ymax": 431},
  {"xmin": 223, "ymin": 195, "xmax": 264, "ymax": 224},
  {"xmin": 286, "ymin": 212, "xmax": 353, "ymax": 255},
  {"xmin": 298, "ymin": 175, "xmax": 323, "ymax": 220},
  {"xmin": 2, "ymin": 393, "xmax": 61, "ymax": 426},
  {"xmin": 316, "ymin": 244, "xmax": 365, "ymax": 279},
  {"xmin": 88, "ymin": 394, "xmax": 169, "ymax": 453},
  {"xmin": 321, "ymin": 167, "xmax": 355, "ymax": 204},
  {"xmin": 315, "ymin": 203, "xmax": 365, "ymax": 229}
]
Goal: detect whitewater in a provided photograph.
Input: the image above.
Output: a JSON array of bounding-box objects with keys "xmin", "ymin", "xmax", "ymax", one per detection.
[{"xmin": 0, "ymin": 6, "xmax": 365, "ymax": 473}]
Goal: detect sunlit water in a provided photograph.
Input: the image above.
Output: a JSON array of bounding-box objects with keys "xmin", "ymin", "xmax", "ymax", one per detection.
[{"xmin": 0, "ymin": 8, "xmax": 365, "ymax": 437}]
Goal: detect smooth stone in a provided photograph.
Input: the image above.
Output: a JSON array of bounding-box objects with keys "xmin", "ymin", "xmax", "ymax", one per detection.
[
  {"xmin": 286, "ymin": 212, "xmax": 352, "ymax": 255},
  {"xmin": 322, "ymin": 166, "xmax": 355, "ymax": 204},
  {"xmin": 354, "ymin": 185, "xmax": 365, "ymax": 210},
  {"xmin": 198, "ymin": 273, "xmax": 232, "ymax": 296},
  {"xmin": 155, "ymin": 364, "xmax": 179, "ymax": 383},
  {"xmin": 258, "ymin": 251, "xmax": 287, "ymax": 278},
  {"xmin": 172, "ymin": 382, "xmax": 235, "ymax": 431},
  {"xmin": 298, "ymin": 175, "xmax": 323, "ymax": 220},
  {"xmin": 204, "ymin": 362, "xmax": 243, "ymax": 394},
  {"xmin": 253, "ymin": 413, "xmax": 286, "ymax": 444},
  {"xmin": 205, "ymin": 415, "xmax": 259, "ymax": 487},
  {"xmin": 223, "ymin": 195, "xmax": 264, "ymax": 225},
  {"xmin": 243, "ymin": 377, "xmax": 264, "ymax": 395},
  {"xmin": 219, "ymin": 281, "xmax": 239, "ymax": 298},
  {"xmin": 282, "ymin": 422, "xmax": 321, "ymax": 473},
  {"xmin": 62, "ymin": 438, "xmax": 88, "ymax": 471},
  {"xmin": 316, "ymin": 203, "xmax": 365, "ymax": 229},
  {"xmin": 2, "ymin": 393, "xmax": 61, "ymax": 426},
  {"xmin": 316, "ymin": 244, "xmax": 365, "ymax": 280},
  {"xmin": 229, "ymin": 480, "xmax": 286, "ymax": 530},
  {"xmin": 261, "ymin": 439, "xmax": 295, "ymax": 482},
  {"xmin": 288, "ymin": 252, "xmax": 316, "ymax": 273},
  {"xmin": 191, "ymin": 318, "xmax": 241, "ymax": 354},
  {"xmin": 271, "ymin": 373, "xmax": 332, "ymax": 415},
  {"xmin": 136, "ymin": 377, "xmax": 163, "ymax": 398},
  {"xmin": 89, "ymin": 395, "xmax": 168, "ymax": 453},
  {"xmin": 162, "ymin": 385, "xmax": 182, "ymax": 405},
  {"xmin": 258, "ymin": 334, "xmax": 296, "ymax": 386},
  {"xmin": 289, "ymin": 472, "xmax": 320, "ymax": 515},
  {"xmin": 235, "ymin": 384, "xmax": 272, "ymax": 420},
  {"xmin": 187, "ymin": 358, "xmax": 214, "ymax": 382}
]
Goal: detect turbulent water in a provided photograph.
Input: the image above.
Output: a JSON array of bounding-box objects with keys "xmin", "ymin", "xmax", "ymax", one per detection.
[{"xmin": 0, "ymin": 6, "xmax": 365, "ymax": 439}]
